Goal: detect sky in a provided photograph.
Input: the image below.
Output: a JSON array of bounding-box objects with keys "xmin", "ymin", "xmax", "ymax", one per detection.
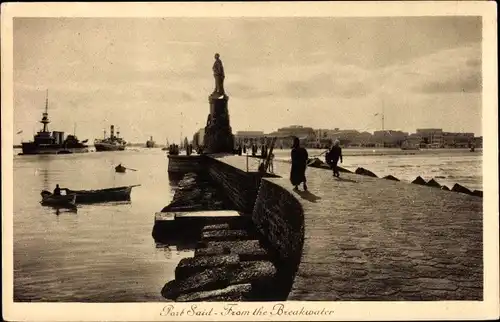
[{"xmin": 13, "ymin": 16, "xmax": 482, "ymax": 144}]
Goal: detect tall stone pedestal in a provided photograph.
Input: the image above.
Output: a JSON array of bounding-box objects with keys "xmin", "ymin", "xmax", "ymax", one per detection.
[{"xmin": 203, "ymin": 94, "xmax": 234, "ymax": 154}]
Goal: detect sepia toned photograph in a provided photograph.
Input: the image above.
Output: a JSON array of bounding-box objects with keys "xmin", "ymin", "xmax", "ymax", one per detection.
[{"xmin": 2, "ymin": 2, "xmax": 498, "ymax": 321}]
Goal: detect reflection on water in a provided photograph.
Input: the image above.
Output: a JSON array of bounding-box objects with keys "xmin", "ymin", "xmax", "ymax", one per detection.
[{"xmin": 13, "ymin": 149, "xmax": 192, "ymax": 302}]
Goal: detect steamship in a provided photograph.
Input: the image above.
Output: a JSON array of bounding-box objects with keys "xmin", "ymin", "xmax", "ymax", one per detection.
[
  {"xmin": 146, "ymin": 136, "xmax": 155, "ymax": 148},
  {"xmin": 20, "ymin": 92, "xmax": 89, "ymax": 155},
  {"xmin": 94, "ymin": 125, "xmax": 127, "ymax": 152}
]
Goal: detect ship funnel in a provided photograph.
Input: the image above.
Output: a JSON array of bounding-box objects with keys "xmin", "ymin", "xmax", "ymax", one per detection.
[{"xmin": 110, "ymin": 125, "xmax": 115, "ymax": 139}]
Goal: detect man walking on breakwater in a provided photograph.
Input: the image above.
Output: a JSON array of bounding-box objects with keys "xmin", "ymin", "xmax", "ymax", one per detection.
[
  {"xmin": 290, "ymin": 137, "xmax": 308, "ymax": 191},
  {"xmin": 327, "ymin": 139, "xmax": 343, "ymax": 177}
]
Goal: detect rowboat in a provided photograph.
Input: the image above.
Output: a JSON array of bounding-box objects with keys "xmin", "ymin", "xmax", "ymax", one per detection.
[
  {"xmin": 65, "ymin": 185, "xmax": 140, "ymax": 203},
  {"xmin": 40, "ymin": 192, "xmax": 77, "ymax": 210},
  {"xmin": 115, "ymin": 164, "xmax": 126, "ymax": 173},
  {"xmin": 41, "ymin": 185, "xmax": 139, "ymax": 204}
]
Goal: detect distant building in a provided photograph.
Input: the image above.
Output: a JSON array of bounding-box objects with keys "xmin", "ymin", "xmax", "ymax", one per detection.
[
  {"xmin": 234, "ymin": 130, "xmax": 265, "ymax": 146},
  {"xmin": 407, "ymin": 133, "xmax": 422, "ymax": 147},
  {"xmin": 442, "ymin": 132, "xmax": 475, "ymax": 148},
  {"xmin": 316, "ymin": 129, "xmax": 374, "ymax": 147},
  {"xmin": 268, "ymin": 125, "xmax": 316, "ymax": 148},
  {"xmin": 416, "ymin": 128, "xmax": 444, "ymax": 148},
  {"xmin": 270, "ymin": 125, "xmax": 315, "ymax": 138},
  {"xmin": 373, "ymin": 130, "xmax": 409, "ymax": 147}
]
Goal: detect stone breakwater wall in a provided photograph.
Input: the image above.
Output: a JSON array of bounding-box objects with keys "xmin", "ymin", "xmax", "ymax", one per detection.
[
  {"xmin": 206, "ymin": 158, "xmax": 304, "ymax": 267},
  {"xmin": 206, "ymin": 158, "xmax": 305, "ymax": 297},
  {"xmin": 161, "ymin": 156, "xmax": 306, "ymax": 300},
  {"xmin": 252, "ymin": 179, "xmax": 304, "ymax": 281},
  {"xmin": 167, "ymin": 155, "xmax": 205, "ymax": 174},
  {"xmin": 205, "ymin": 158, "xmax": 262, "ymax": 214},
  {"xmin": 161, "ymin": 219, "xmax": 284, "ymax": 301},
  {"xmin": 205, "ymin": 157, "xmax": 281, "ymax": 214}
]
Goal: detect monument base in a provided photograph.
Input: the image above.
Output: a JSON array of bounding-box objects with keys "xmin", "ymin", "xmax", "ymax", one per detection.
[{"xmin": 203, "ymin": 95, "xmax": 234, "ymax": 154}]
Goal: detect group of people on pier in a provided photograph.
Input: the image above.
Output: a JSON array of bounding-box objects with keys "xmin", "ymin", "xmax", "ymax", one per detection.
[
  {"xmin": 290, "ymin": 137, "xmax": 343, "ymax": 191},
  {"xmin": 235, "ymin": 143, "xmax": 272, "ymax": 159},
  {"xmin": 168, "ymin": 144, "xmax": 195, "ymax": 156},
  {"xmin": 168, "ymin": 144, "xmax": 180, "ymax": 156}
]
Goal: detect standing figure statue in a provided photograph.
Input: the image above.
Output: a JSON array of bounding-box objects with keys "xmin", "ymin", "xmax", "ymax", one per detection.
[{"xmin": 212, "ymin": 53, "xmax": 225, "ymax": 96}]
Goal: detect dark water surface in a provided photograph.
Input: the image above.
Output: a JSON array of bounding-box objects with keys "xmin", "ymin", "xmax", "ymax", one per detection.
[{"xmin": 13, "ymin": 148, "xmax": 190, "ymax": 302}]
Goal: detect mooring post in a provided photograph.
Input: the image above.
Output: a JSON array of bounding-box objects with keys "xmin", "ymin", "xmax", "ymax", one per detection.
[{"xmin": 246, "ymin": 148, "xmax": 249, "ymax": 172}]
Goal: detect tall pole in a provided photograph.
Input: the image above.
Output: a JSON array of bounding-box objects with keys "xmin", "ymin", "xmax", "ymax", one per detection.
[
  {"xmin": 246, "ymin": 148, "xmax": 249, "ymax": 172},
  {"xmin": 180, "ymin": 112, "xmax": 183, "ymax": 148},
  {"xmin": 45, "ymin": 89, "xmax": 49, "ymax": 115},
  {"xmin": 381, "ymin": 95, "xmax": 385, "ymax": 147}
]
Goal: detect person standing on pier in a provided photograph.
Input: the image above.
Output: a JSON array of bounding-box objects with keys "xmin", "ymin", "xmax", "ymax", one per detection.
[
  {"xmin": 290, "ymin": 137, "xmax": 308, "ymax": 191},
  {"xmin": 327, "ymin": 139, "xmax": 343, "ymax": 177},
  {"xmin": 269, "ymin": 152, "xmax": 275, "ymax": 173}
]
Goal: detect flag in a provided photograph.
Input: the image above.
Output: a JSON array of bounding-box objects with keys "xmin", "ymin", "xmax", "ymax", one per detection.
[{"xmin": 16, "ymin": 130, "xmax": 23, "ymax": 134}]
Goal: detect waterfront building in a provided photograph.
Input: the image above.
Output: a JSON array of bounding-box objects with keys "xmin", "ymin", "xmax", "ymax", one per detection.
[
  {"xmin": 268, "ymin": 125, "xmax": 316, "ymax": 148},
  {"xmin": 373, "ymin": 130, "xmax": 409, "ymax": 147},
  {"xmin": 273, "ymin": 125, "xmax": 315, "ymax": 138},
  {"xmin": 234, "ymin": 130, "xmax": 265, "ymax": 146},
  {"xmin": 336, "ymin": 129, "xmax": 367, "ymax": 147},
  {"xmin": 442, "ymin": 132, "xmax": 475, "ymax": 148},
  {"xmin": 407, "ymin": 133, "xmax": 422, "ymax": 147},
  {"xmin": 416, "ymin": 128, "xmax": 444, "ymax": 148}
]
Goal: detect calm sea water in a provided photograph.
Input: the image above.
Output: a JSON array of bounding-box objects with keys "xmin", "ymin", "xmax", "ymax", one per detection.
[
  {"xmin": 13, "ymin": 148, "xmax": 190, "ymax": 302},
  {"xmin": 12, "ymin": 147, "xmax": 482, "ymax": 302}
]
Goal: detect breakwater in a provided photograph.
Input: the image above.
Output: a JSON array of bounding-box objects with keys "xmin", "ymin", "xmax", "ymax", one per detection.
[
  {"xmin": 306, "ymin": 157, "xmax": 482, "ymax": 198},
  {"xmin": 156, "ymin": 154, "xmax": 482, "ymax": 301}
]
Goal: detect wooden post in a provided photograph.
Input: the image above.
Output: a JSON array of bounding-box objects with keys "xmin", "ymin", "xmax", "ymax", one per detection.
[
  {"xmin": 263, "ymin": 137, "xmax": 277, "ymax": 173},
  {"xmin": 246, "ymin": 147, "xmax": 249, "ymax": 172}
]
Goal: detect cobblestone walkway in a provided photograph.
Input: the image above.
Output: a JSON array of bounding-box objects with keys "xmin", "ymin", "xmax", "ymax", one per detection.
[{"xmin": 217, "ymin": 155, "xmax": 483, "ymax": 300}]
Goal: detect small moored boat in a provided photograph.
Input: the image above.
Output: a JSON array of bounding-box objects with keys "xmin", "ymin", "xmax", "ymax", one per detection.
[{"xmin": 66, "ymin": 185, "xmax": 140, "ymax": 203}]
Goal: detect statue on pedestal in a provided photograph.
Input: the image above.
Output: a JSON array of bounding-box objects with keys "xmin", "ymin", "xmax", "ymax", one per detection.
[{"xmin": 212, "ymin": 53, "xmax": 225, "ymax": 97}]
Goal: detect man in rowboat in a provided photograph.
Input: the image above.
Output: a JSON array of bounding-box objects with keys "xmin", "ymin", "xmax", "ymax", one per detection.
[{"xmin": 53, "ymin": 184, "xmax": 68, "ymax": 196}]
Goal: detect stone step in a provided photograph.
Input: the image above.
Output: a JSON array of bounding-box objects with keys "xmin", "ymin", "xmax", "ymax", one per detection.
[
  {"xmin": 162, "ymin": 261, "xmax": 278, "ymax": 301},
  {"xmin": 176, "ymin": 283, "xmax": 252, "ymax": 302},
  {"xmin": 201, "ymin": 229, "xmax": 255, "ymax": 242},
  {"xmin": 175, "ymin": 255, "xmax": 240, "ymax": 280},
  {"xmin": 162, "ymin": 267, "xmax": 230, "ymax": 300},
  {"xmin": 197, "ymin": 240, "xmax": 270, "ymax": 261}
]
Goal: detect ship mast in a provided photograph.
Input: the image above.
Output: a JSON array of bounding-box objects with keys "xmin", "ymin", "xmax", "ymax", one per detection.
[
  {"xmin": 180, "ymin": 112, "xmax": 183, "ymax": 148},
  {"xmin": 381, "ymin": 95, "xmax": 385, "ymax": 147},
  {"xmin": 40, "ymin": 89, "xmax": 50, "ymax": 133}
]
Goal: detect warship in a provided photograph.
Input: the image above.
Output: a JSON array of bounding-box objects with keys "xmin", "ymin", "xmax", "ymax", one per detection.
[{"xmin": 20, "ymin": 91, "xmax": 89, "ymax": 155}]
